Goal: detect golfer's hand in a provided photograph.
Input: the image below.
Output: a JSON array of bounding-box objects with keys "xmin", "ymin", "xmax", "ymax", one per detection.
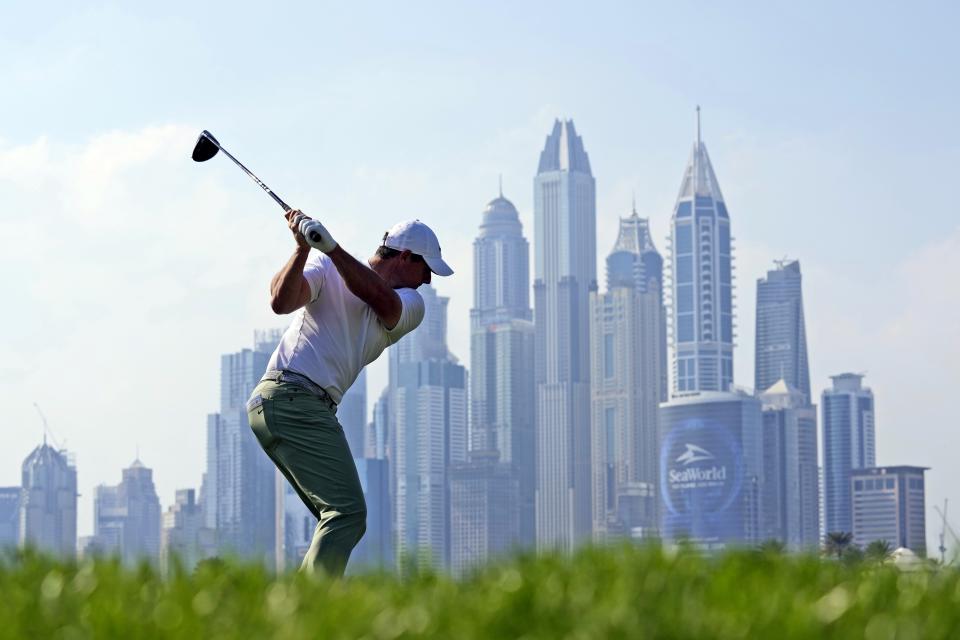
[
  {"xmin": 299, "ymin": 218, "xmax": 338, "ymax": 254},
  {"xmin": 286, "ymin": 210, "xmax": 311, "ymax": 251}
]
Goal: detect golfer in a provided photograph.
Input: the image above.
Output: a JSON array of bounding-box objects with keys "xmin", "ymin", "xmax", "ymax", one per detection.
[{"xmin": 247, "ymin": 210, "xmax": 453, "ymax": 577}]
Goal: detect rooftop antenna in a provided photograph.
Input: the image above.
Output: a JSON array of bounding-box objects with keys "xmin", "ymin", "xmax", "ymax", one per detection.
[
  {"xmin": 774, "ymin": 255, "xmax": 791, "ymax": 270},
  {"xmin": 696, "ymin": 105, "xmax": 702, "ymax": 147},
  {"xmin": 498, "ymin": 174, "xmax": 503, "ymax": 198}
]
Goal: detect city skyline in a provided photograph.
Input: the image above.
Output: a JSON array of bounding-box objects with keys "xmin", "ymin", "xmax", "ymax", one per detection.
[
  {"xmin": 2, "ymin": 3, "xmax": 957, "ymax": 556},
  {"xmin": 0, "ymin": 110, "xmax": 946, "ymax": 557}
]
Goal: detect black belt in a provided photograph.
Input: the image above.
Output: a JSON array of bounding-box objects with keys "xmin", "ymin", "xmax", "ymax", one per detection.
[{"xmin": 260, "ymin": 369, "xmax": 337, "ymax": 410}]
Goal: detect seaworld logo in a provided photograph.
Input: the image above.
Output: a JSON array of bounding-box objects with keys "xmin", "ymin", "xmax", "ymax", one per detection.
[
  {"xmin": 669, "ymin": 444, "xmax": 727, "ymax": 486},
  {"xmin": 675, "ymin": 444, "xmax": 715, "ymax": 466},
  {"xmin": 669, "ymin": 466, "xmax": 728, "ymax": 483}
]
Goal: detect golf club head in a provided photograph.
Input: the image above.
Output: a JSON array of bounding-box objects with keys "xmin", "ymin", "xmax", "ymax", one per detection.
[{"xmin": 191, "ymin": 130, "xmax": 221, "ymax": 162}]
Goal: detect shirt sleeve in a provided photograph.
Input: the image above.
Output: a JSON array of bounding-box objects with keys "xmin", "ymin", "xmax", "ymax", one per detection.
[
  {"xmin": 303, "ymin": 253, "xmax": 329, "ymax": 303},
  {"xmin": 383, "ymin": 288, "xmax": 425, "ymax": 344}
]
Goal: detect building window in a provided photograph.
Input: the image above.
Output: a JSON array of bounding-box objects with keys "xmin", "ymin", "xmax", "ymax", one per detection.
[
  {"xmin": 675, "ymin": 224, "xmax": 692, "ymax": 253},
  {"xmin": 604, "ymin": 334, "xmax": 614, "ymax": 379}
]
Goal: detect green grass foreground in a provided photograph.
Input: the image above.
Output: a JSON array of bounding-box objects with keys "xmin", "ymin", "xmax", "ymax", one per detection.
[{"xmin": 2, "ymin": 545, "xmax": 959, "ymax": 639}]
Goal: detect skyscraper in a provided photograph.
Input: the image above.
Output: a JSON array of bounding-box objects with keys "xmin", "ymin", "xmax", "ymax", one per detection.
[
  {"xmin": 759, "ymin": 380, "xmax": 820, "ymax": 550},
  {"xmin": 590, "ymin": 209, "xmax": 665, "ymax": 539},
  {"xmin": 822, "ymin": 373, "xmax": 876, "ymax": 535},
  {"xmin": 19, "ymin": 440, "xmax": 77, "ymax": 557},
  {"xmin": 0, "ymin": 487, "xmax": 21, "ymax": 548},
  {"xmin": 851, "ymin": 466, "xmax": 927, "ymax": 556},
  {"xmin": 668, "ymin": 108, "xmax": 735, "ymax": 393},
  {"xmin": 349, "ymin": 457, "xmax": 393, "ymax": 572},
  {"xmin": 206, "ymin": 329, "xmax": 282, "ymax": 564},
  {"xmin": 755, "ymin": 260, "xmax": 811, "ymax": 399},
  {"xmin": 659, "ymin": 391, "xmax": 764, "ymax": 548},
  {"xmin": 450, "ymin": 451, "xmax": 520, "ymax": 576},
  {"xmin": 460, "ymin": 188, "xmax": 535, "ymax": 555},
  {"xmin": 87, "ymin": 458, "xmax": 162, "ymax": 565},
  {"xmin": 339, "ymin": 368, "xmax": 367, "ymax": 456},
  {"xmin": 161, "ymin": 489, "xmax": 216, "ymax": 575},
  {"xmin": 533, "ymin": 119, "xmax": 597, "ymax": 550},
  {"xmin": 389, "ymin": 285, "xmax": 467, "ymax": 569}
]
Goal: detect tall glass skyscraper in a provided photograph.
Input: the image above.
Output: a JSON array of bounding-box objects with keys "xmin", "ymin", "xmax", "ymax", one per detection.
[
  {"xmin": 668, "ymin": 109, "xmax": 735, "ymax": 393},
  {"xmin": 533, "ymin": 119, "xmax": 597, "ymax": 550},
  {"xmin": 389, "ymin": 285, "xmax": 467, "ymax": 570},
  {"xmin": 453, "ymin": 188, "xmax": 535, "ymax": 570},
  {"xmin": 205, "ymin": 329, "xmax": 282, "ymax": 565},
  {"xmin": 759, "ymin": 380, "xmax": 820, "ymax": 550},
  {"xmin": 755, "ymin": 260, "xmax": 810, "ymax": 399},
  {"xmin": 822, "ymin": 373, "xmax": 875, "ymax": 535},
  {"xmin": 19, "ymin": 440, "xmax": 77, "ymax": 557},
  {"xmin": 88, "ymin": 458, "xmax": 162, "ymax": 565},
  {"xmin": 590, "ymin": 210, "xmax": 665, "ymax": 539}
]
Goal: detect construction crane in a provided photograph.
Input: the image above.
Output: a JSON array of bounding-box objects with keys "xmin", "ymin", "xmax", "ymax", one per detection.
[
  {"xmin": 33, "ymin": 402, "xmax": 63, "ymax": 451},
  {"xmin": 934, "ymin": 500, "xmax": 959, "ymax": 565}
]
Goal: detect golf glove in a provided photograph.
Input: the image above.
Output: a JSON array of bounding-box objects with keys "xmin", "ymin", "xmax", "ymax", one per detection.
[{"xmin": 299, "ymin": 219, "xmax": 338, "ymax": 254}]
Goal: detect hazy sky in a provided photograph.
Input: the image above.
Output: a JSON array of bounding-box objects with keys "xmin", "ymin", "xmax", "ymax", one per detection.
[{"xmin": 2, "ymin": 2, "xmax": 957, "ymax": 552}]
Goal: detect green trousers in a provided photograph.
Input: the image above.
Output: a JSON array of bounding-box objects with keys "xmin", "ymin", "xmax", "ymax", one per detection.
[{"xmin": 247, "ymin": 379, "xmax": 366, "ymax": 577}]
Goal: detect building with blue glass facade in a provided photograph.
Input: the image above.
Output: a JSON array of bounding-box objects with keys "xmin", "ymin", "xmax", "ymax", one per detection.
[
  {"xmin": 822, "ymin": 373, "xmax": 875, "ymax": 535},
  {"xmin": 668, "ymin": 109, "xmax": 735, "ymax": 393},
  {"xmin": 759, "ymin": 380, "xmax": 820, "ymax": 550},
  {"xmin": 533, "ymin": 119, "xmax": 597, "ymax": 551},
  {"xmin": 659, "ymin": 391, "xmax": 763, "ymax": 549},
  {"xmin": 755, "ymin": 260, "xmax": 811, "ymax": 400}
]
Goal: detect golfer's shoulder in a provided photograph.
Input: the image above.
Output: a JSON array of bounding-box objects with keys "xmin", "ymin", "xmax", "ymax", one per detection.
[{"xmin": 391, "ymin": 287, "xmax": 425, "ymax": 331}]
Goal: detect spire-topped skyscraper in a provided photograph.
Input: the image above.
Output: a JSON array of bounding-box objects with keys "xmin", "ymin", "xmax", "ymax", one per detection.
[
  {"xmin": 668, "ymin": 108, "xmax": 735, "ymax": 393},
  {"xmin": 533, "ymin": 119, "xmax": 597, "ymax": 550}
]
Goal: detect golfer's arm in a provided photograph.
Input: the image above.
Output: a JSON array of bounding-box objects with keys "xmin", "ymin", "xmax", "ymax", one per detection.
[
  {"xmin": 326, "ymin": 246, "xmax": 402, "ymax": 329},
  {"xmin": 270, "ymin": 247, "xmax": 313, "ymax": 314}
]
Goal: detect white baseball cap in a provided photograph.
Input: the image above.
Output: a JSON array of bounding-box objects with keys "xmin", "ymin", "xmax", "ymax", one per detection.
[{"xmin": 382, "ymin": 219, "xmax": 454, "ymax": 276}]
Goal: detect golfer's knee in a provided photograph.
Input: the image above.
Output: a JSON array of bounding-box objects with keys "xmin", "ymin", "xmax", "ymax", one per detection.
[{"xmin": 348, "ymin": 505, "xmax": 367, "ymax": 543}]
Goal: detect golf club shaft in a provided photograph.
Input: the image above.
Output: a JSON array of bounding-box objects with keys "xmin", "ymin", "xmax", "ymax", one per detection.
[{"xmin": 214, "ymin": 144, "xmax": 292, "ymax": 213}]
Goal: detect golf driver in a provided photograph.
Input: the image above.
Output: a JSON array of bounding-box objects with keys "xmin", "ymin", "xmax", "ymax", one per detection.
[{"xmin": 191, "ymin": 130, "xmax": 321, "ymax": 242}]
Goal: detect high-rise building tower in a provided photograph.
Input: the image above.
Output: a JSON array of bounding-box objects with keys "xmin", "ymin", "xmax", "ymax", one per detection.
[
  {"xmin": 822, "ymin": 373, "xmax": 876, "ymax": 535},
  {"xmin": 851, "ymin": 466, "xmax": 927, "ymax": 556},
  {"xmin": 533, "ymin": 119, "xmax": 597, "ymax": 550},
  {"xmin": 19, "ymin": 440, "xmax": 77, "ymax": 557},
  {"xmin": 759, "ymin": 380, "xmax": 820, "ymax": 550},
  {"xmin": 459, "ymin": 188, "xmax": 535, "ymax": 559},
  {"xmin": 590, "ymin": 209, "xmax": 666, "ymax": 539},
  {"xmin": 389, "ymin": 285, "xmax": 467, "ymax": 569},
  {"xmin": 161, "ymin": 489, "xmax": 216, "ymax": 575},
  {"xmin": 0, "ymin": 487, "xmax": 22, "ymax": 548},
  {"xmin": 205, "ymin": 329, "xmax": 282, "ymax": 565},
  {"xmin": 339, "ymin": 369, "xmax": 367, "ymax": 456},
  {"xmin": 668, "ymin": 108, "xmax": 735, "ymax": 393},
  {"xmin": 755, "ymin": 260, "xmax": 811, "ymax": 399},
  {"xmin": 658, "ymin": 391, "xmax": 764, "ymax": 548},
  {"xmin": 87, "ymin": 458, "xmax": 162, "ymax": 565}
]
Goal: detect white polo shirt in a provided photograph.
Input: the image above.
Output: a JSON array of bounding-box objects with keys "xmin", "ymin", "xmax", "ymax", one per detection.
[{"xmin": 265, "ymin": 252, "xmax": 425, "ymax": 404}]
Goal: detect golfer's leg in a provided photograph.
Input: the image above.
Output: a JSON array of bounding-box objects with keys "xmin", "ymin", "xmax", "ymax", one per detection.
[{"xmin": 268, "ymin": 392, "xmax": 366, "ymax": 577}]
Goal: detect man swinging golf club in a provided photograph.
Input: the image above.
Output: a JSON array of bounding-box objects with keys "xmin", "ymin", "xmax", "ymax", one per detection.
[{"xmin": 247, "ymin": 210, "xmax": 453, "ymax": 577}]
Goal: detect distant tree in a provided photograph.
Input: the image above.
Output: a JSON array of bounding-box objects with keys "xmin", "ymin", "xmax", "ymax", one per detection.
[
  {"xmin": 865, "ymin": 539, "xmax": 894, "ymax": 562},
  {"xmin": 824, "ymin": 532, "xmax": 855, "ymax": 560},
  {"xmin": 757, "ymin": 539, "xmax": 787, "ymax": 555}
]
